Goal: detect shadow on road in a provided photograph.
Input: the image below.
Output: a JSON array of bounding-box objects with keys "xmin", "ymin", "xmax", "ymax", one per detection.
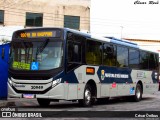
[
  {"xmin": 7, "ymin": 96, "xmax": 155, "ymax": 109},
  {"xmin": 94, "ymin": 96, "xmax": 155, "ymax": 106}
]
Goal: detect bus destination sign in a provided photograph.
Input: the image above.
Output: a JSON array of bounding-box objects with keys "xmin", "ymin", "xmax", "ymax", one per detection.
[{"xmin": 16, "ymin": 30, "xmax": 61, "ymax": 38}]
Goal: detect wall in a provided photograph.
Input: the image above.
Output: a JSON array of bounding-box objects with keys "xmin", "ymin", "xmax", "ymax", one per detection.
[{"xmin": 0, "ymin": 0, "xmax": 90, "ymax": 31}]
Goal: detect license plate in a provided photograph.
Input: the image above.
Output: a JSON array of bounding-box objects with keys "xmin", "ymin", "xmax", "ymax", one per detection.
[{"xmin": 23, "ymin": 94, "xmax": 35, "ymax": 99}]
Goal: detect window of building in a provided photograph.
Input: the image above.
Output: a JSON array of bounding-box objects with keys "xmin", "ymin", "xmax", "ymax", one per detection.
[
  {"xmin": 103, "ymin": 43, "xmax": 116, "ymax": 66},
  {"xmin": 0, "ymin": 10, "xmax": 4, "ymax": 24},
  {"xmin": 140, "ymin": 51, "xmax": 149, "ymax": 69},
  {"xmin": 129, "ymin": 49, "xmax": 140, "ymax": 69},
  {"xmin": 26, "ymin": 12, "xmax": 43, "ymax": 27},
  {"xmin": 64, "ymin": 15, "xmax": 80, "ymax": 30},
  {"xmin": 86, "ymin": 40, "xmax": 102, "ymax": 65},
  {"xmin": 117, "ymin": 46, "xmax": 128, "ymax": 67}
]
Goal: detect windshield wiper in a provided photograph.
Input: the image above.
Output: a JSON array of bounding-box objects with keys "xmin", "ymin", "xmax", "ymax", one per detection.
[
  {"xmin": 35, "ymin": 38, "xmax": 49, "ymax": 61},
  {"xmin": 21, "ymin": 41, "xmax": 32, "ymax": 63}
]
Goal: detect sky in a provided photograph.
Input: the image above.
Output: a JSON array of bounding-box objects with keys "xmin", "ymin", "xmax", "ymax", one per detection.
[
  {"xmin": 91, "ymin": 0, "xmax": 160, "ymax": 40},
  {"xmin": 0, "ymin": 26, "xmax": 24, "ymax": 45}
]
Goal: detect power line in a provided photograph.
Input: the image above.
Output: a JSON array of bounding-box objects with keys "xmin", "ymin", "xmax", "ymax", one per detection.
[
  {"xmin": 1, "ymin": 3, "xmax": 157, "ymax": 24},
  {"xmin": 1, "ymin": 0, "xmax": 160, "ymax": 26},
  {"xmin": 0, "ymin": 9, "xmax": 90, "ymax": 25},
  {"xmin": 2, "ymin": 10, "xmax": 160, "ymax": 29},
  {"xmin": 0, "ymin": 0, "xmax": 33, "ymax": 9},
  {"xmin": 2, "ymin": 9, "xmax": 160, "ymax": 30},
  {"xmin": 0, "ymin": 7, "xmax": 91, "ymax": 24},
  {"xmin": 0, "ymin": 1, "xmax": 160, "ymax": 35},
  {"xmin": 0, "ymin": 3, "xmax": 90, "ymax": 19},
  {"xmin": 1, "ymin": 1, "xmax": 159, "ymax": 27}
]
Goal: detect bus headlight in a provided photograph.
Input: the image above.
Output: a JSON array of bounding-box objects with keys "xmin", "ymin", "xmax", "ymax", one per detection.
[
  {"xmin": 8, "ymin": 79, "xmax": 13, "ymax": 86},
  {"xmin": 52, "ymin": 78, "xmax": 61, "ymax": 88}
]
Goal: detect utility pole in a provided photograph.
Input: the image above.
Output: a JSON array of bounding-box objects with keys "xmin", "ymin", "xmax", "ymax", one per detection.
[{"xmin": 120, "ymin": 26, "xmax": 123, "ymax": 39}]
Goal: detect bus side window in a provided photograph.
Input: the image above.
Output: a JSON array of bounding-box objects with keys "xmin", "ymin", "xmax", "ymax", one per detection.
[
  {"xmin": 103, "ymin": 43, "xmax": 116, "ymax": 66},
  {"xmin": 140, "ymin": 51, "xmax": 149, "ymax": 69},
  {"xmin": 66, "ymin": 32, "xmax": 86, "ymax": 72},
  {"xmin": 67, "ymin": 40, "xmax": 82, "ymax": 72},
  {"xmin": 149, "ymin": 53, "xmax": 158, "ymax": 70},
  {"xmin": 129, "ymin": 49, "xmax": 140, "ymax": 69},
  {"xmin": 68, "ymin": 41, "xmax": 82, "ymax": 63},
  {"xmin": 86, "ymin": 40, "xmax": 102, "ymax": 65},
  {"xmin": 117, "ymin": 46, "xmax": 128, "ymax": 67}
]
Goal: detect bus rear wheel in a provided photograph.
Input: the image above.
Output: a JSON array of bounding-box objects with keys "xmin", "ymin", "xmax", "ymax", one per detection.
[
  {"xmin": 79, "ymin": 84, "xmax": 92, "ymax": 107},
  {"xmin": 133, "ymin": 84, "xmax": 142, "ymax": 102},
  {"xmin": 37, "ymin": 98, "xmax": 50, "ymax": 107}
]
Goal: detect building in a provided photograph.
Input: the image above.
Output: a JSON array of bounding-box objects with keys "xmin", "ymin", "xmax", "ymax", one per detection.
[{"xmin": 0, "ymin": 0, "xmax": 90, "ymax": 42}]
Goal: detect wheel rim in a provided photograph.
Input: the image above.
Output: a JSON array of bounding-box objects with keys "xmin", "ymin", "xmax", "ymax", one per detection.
[
  {"xmin": 85, "ymin": 88, "xmax": 91, "ymax": 105},
  {"xmin": 136, "ymin": 87, "xmax": 141, "ymax": 99}
]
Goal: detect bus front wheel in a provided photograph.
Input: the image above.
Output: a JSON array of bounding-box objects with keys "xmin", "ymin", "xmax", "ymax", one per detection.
[
  {"xmin": 37, "ymin": 98, "xmax": 50, "ymax": 107},
  {"xmin": 79, "ymin": 84, "xmax": 92, "ymax": 107}
]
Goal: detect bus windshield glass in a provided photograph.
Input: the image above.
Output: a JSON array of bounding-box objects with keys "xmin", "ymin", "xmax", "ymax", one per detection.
[{"xmin": 10, "ymin": 40, "xmax": 63, "ymax": 70}]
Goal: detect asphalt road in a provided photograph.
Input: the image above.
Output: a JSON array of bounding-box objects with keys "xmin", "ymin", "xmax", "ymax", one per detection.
[
  {"xmin": 1, "ymin": 92, "xmax": 160, "ymax": 119},
  {"xmin": 2, "ymin": 92, "xmax": 160, "ymax": 111}
]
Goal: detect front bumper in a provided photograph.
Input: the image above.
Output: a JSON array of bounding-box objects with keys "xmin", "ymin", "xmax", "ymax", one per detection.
[{"xmin": 8, "ymin": 79, "xmax": 68, "ymax": 100}]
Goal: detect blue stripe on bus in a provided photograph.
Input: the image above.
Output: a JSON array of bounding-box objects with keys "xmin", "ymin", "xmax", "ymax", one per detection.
[
  {"xmin": 97, "ymin": 66, "xmax": 133, "ymax": 83},
  {"xmin": 62, "ymin": 71, "xmax": 79, "ymax": 83},
  {"xmin": 61, "ymin": 66, "xmax": 157, "ymax": 84}
]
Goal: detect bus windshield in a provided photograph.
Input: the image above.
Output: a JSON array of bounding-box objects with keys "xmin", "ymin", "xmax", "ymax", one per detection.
[{"xmin": 10, "ymin": 40, "xmax": 63, "ymax": 70}]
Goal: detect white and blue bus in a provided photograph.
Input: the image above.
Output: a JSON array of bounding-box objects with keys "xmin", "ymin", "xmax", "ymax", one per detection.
[{"xmin": 8, "ymin": 27, "xmax": 159, "ymax": 107}]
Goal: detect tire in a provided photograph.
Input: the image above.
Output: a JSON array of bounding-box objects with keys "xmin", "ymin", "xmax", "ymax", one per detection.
[
  {"xmin": 133, "ymin": 84, "xmax": 142, "ymax": 102},
  {"xmin": 37, "ymin": 98, "xmax": 50, "ymax": 107},
  {"xmin": 78, "ymin": 84, "xmax": 93, "ymax": 107}
]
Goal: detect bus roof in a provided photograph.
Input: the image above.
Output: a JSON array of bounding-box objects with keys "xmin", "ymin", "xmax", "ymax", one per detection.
[
  {"xmin": 13, "ymin": 27, "xmax": 139, "ymax": 49},
  {"xmin": 105, "ymin": 37, "xmax": 139, "ymax": 49},
  {"xmin": 65, "ymin": 28, "xmax": 139, "ymax": 49}
]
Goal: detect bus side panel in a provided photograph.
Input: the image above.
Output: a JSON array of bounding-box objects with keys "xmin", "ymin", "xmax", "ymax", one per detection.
[
  {"xmin": 74, "ymin": 65, "xmax": 136, "ymax": 98},
  {"xmin": 109, "ymin": 84, "xmax": 117, "ymax": 97},
  {"xmin": 47, "ymin": 83, "xmax": 66, "ymax": 99},
  {"xmin": 143, "ymin": 83, "xmax": 159, "ymax": 94},
  {"xmin": 77, "ymin": 83, "xmax": 85, "ymax": 99},
  {"xmin": 74, "ymin": 65, "xmax": 101, "ymax": 98},
  {"xmin": 131, "ymin": 70, "xmax": 159, "ymax": 94},
  {"xmin": 67, "ymin": 84, "xmax": 78, "ymax": 100},
  {"xmin": 100, "ymin": 84, "xmax": 110, "ymax": 97},
  {"xmin": 72, "ymin": 65, "xmax": 158, "ymax": 100},
  {"xmin": 117, "ymin": 84, "xmax": 131, "ymax": 96},
  {"xmin": 101, "ymin": 84, "xmax": 132, "ymax": 97}
]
